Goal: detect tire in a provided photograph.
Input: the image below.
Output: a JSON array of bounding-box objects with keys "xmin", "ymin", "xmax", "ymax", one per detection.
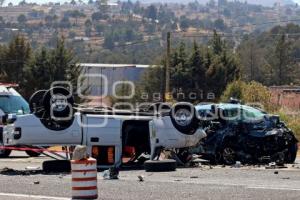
[
  {"xmin": 0, "ymin": 149, "xmax": 11, "ymax": 158},
  {"xmin": 170, "ymin": 103, "xmax": 199, "ymax": 135},
  {"xmin": 222, "ymin": 146, "xmax": 236, "ymax": 165},
  {"xmin": 285, "ymin": 143, "xmax": 298, "ymax": 164},
  {"xmin": 42, "ymin": 87, "xmax": 74, "ymax": 120},
  {"xmin": 144, "ymin": 159, "xmax": 177, "ymax": 172},
  {"xmin": 26, "ymin": 150, "xmax": 41, "ymax": 157},
  {"xmin": 29, "ymin": 90, "xmax": 47, "ymax": 118},
  {"xmin": 43, "ymin": 160, "xmax": 71, "ymax": 173}
]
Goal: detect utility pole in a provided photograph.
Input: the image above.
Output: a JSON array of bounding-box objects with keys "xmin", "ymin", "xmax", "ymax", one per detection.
[{"xmin": 165, "ymin": 32, "xmax": 171, "ymax": 102}]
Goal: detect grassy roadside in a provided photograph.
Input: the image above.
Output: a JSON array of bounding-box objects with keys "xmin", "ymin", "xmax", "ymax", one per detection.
[
  {"xmin": 277, "ymin": 112, "xmax": 300, "ymax": 141},
  {"xmin": 277, "ymin": 111, "xmax": 300, "ymax": 156}
]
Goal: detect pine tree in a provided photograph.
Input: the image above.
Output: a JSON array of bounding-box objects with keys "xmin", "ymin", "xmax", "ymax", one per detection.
[
  {"xmin": 189, "ymin": 41, "xmax": 206, "ymax": 90},
  {"xmin": 4, "ymin": 35, "xmax": 31, "ymax": 85},
  {"xmin": 23, "ymin": 48, "xmax": 51, "ymax": 97},
  {"xmin": 210, "ymin": 30, "xmax": 224, "ymax": 55}
]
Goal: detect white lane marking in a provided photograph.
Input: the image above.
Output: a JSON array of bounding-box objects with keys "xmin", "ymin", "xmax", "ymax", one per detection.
[
  {"xmin": 0, "ymin": 192, "xmax": 70, "ymax": 200},
  {"xmin": 248, "ymin": 186, "xmax": 300, "ymax": 191}
]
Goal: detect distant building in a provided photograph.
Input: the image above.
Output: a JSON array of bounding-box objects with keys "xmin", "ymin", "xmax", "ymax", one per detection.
[
  {"xmin": 80, "ymin": 63, "xmax": 153, "ymax": 97},
  {"xmin": 269, "ymin": 86, "xmax": 300, "ymax": 110}
]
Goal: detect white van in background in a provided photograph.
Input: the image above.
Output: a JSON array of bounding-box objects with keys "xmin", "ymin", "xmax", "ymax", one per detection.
[{"xmin": 0, "ymin": 83, "xmax": 40, "ymax": 157}]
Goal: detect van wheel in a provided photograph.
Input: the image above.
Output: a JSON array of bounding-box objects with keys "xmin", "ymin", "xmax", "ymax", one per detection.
[
  {"xmin": 0, "ymin": 149, "xmax": 11, "ymax": 158},
  {"xmin": 43, "ymin": 87, "xmax": 74, "ymax": 120},
  {"xmin": 170, "ymin": 103, "xmax": 199, "ymax": 135},
  {"xmin": 43, "ymin": 160, "xmax": 71, "ymax": 173},
  {"xmin": 41, "ymin": 87, "xmax": 75, "ymax": 131},
  {"xmin": 144, "ymin": 159, "xmax": 177, "ymax": 172},
  {"xmin": 26, "ymin": 150, "xmax": 41, "ymax": 157}
]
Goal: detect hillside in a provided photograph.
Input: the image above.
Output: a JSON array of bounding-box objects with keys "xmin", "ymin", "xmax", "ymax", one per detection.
[{"xmin": 1, "ymin": 0, "xmax": 300, "ymax": 64}]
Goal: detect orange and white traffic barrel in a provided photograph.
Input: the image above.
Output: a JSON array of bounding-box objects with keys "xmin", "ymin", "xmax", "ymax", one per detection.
[{"xmin": 71, "ymin": 158, "xmax": 98, "ymax": 199}]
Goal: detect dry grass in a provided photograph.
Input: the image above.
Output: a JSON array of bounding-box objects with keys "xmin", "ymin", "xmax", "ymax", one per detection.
[{"xmin": 277, "ymin": 110, "xmax": 300, "ymax": 141}]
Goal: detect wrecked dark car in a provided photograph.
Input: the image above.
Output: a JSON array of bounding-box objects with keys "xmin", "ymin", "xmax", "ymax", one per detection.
[{"xmin": 191, "ymin": 103, "xmax": 298, "ymax": 165}]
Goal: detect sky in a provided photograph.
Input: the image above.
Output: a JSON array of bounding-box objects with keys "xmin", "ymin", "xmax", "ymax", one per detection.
[{"xmin": 3, "ymin": 0, "xmax": 300, "ymax": 6}]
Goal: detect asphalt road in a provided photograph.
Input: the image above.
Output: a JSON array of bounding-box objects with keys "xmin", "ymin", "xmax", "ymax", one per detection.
[{"xmin": 0, "ymin": 151, "xmax": 300, "ymax": 200}]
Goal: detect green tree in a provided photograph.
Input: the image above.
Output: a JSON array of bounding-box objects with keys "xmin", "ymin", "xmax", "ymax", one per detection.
[
  {"xmin": 84, "ymin": 19, "xmax": 93, "ymax": 37},
  {"xmin": 220, "ymin": 80, "xmax": 246, "ymax": 102},
  {"xmin": 210, "ymin": 30, "xmax": 224, "ymax": 55},
  {"xmin": 137, "ymin": 66, "xmax": 165, "ymax": 102},
  {"xmin": 145, "ymin": 5, "xmax": 157, "ymax": 20},
  {"xmin": 238, "ymin": 37, "xmax": 272, "ymax": 85},
  {"xmin": 69, "ymin": 10, "xmax": 86, "ymax": 26},
  {"xmin": 3, "ymin": 35, "xmax": 31, "ymax": 87},
  {"xmin": 96, "ymin": 0, "xmax": 109, "ymax": 17},
  {"xmin": 271, "ymin": 34, "xmax": 294, "ymax": 85},
  {"xmin": 17, "ymin": 14, "xmax": 27, "ymax": 26},
  {"xmin": 24, "ymin": 37, "xmax": 82, "ymax": 99},
  {"xmin": 60, "ymin": 16, "xmax": 71, "ymax": 28},
  {"xmin": 24, "ymin": 48, "xmax": 51, "ymax": 96},
  {"xmin": 103, "ymin": 32, "xmax": 114, "ymax": 49},
  {"xmin": 189, "ymin": 42, "xmax": 206, "ymax": 90},
  {"xmin": 206, "ymin": 32, "xmax": 240, "ymax": 98},
  {"xmin": 221, "ymin": 80, "xmax": 272, "ymax": 111},
  {"xmin": 214, "ymin": 18, "xmax": 226, "ymax": 31},
  {"xmin": 95, "ymin": 24, "xmax": 105, "ymax": 36}
]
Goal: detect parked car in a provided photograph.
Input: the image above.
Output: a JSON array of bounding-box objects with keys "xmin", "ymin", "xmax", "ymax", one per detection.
[
  {"xmin": 2, "ymin": 87, "xmax": 206, "ymax": 171},
  {"xmin": 0, "ymin": 83, "xmax": 41, "ymax": 157},
  {"xmin": 192, "ymin": 103, "xmax": 298, "ymax": 165}
]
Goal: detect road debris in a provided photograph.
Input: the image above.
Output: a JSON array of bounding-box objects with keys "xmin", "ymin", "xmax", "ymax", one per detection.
[
  {"xmin": 138, "ymin": 175, "xmax": 144, "ymax": 182},
  {"xmin": 103, "ymin": 167, "xmax": 119, "ymax": 180},
  {"xmin": 265, "ymin": 162, "xmax": 287, "ymax": 169},
  {"xmin": 25, "ymin": 166, "xmax": 41, "ymax": 171},
  {"xmin": 0, "ymin": 167, "xmax": 40, "ymax": 176},
  {"xmin": 34, "ymin": 181, "xmax": 40, "ymax": 184},
  {"xmin": 109, "ymin": 167, "xmax": 119, "ymax": 179},
  {"xmin": 234, "ymin": 161, "xmax": 242, "ymax": 168}
]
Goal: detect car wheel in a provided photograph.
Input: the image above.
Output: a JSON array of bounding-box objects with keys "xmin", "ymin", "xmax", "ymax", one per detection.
[
  {"xmin": 285, "ymin": 143, "xmax": 298, "ymax": 164},
  {"xmin": 25, "ymin": 150, "xmax": 41, "ymax": 157},
  {"xmin": 0, "ymin": 149, "xmax": 11, "ymax": 158},
  {"xmin": 170, "ymin": 103, "xmax": 199, "ymax": 135},
  {"xmin": 43, "ymin": 160, "xmax": 71, "ymax": 173},
  {"xmin": 144, "ymin": 159, "xmax": 177, "ymax": 172},
  {"xmin": 222, "ymin": 146, "xmax": 236, "ymax": 165},
  {"xmin": 29, "ymin": 90, "xmax": 47, "ymax": 118}
]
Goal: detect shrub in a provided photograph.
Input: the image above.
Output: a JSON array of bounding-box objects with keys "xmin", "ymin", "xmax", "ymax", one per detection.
[{"xmin": 221, "ymin": 80, "xmax": 273, "ymax": 111}]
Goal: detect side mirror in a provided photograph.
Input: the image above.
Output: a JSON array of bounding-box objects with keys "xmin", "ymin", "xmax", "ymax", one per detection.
[
  {"xmin": 7, "ymin": 114, "xmax": 17, "ymax": 124},
  {"xmin": 0, "ymin": 109, "xmax": 17, "ymax": 125}
]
